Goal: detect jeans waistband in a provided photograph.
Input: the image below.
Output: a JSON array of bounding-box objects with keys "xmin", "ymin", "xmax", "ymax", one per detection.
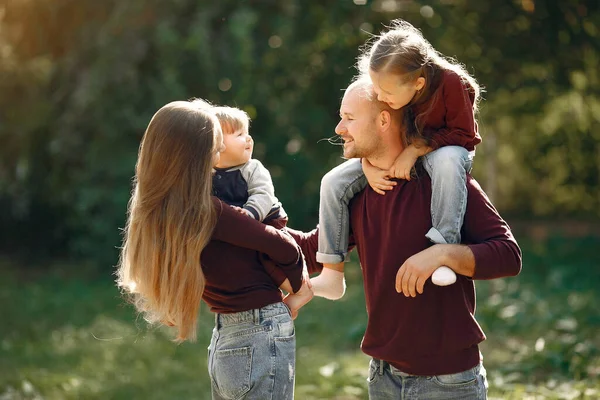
[
  {"xmin": 215, "ymin": 302, "xmax": 289, "ymax": 328},
  {"xmin": 374, "ymin": 359, "xmax": 413, "ymax": 377}
]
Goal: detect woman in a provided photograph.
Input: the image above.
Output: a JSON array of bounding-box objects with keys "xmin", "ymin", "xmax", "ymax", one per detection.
[{"xmin": 116, "ymin": 100, "xmax": 306, "ymax": 399}]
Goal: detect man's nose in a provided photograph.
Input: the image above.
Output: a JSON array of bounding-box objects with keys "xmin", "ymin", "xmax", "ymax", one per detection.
[{"xmin": 335, "ymin": 121, "xmax": 345, "ymax": 135}]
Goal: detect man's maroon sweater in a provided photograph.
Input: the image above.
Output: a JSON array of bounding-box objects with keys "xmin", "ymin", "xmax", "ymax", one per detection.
[{"xmin": 290, "ymin": 174, "xmax": 521, "ymax": 375}]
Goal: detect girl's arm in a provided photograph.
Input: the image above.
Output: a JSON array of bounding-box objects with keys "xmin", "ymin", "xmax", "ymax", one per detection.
[
  {"xmin": 388, "ymin": 141, "xmax": 433, "ymax": 181},
  {"xmin": 211, "ymin": 197, "xmax": 304, "ymax": 292},
  {"xmin": 425, "ymin": 71, "xmax": 478, "ymax": 150}
]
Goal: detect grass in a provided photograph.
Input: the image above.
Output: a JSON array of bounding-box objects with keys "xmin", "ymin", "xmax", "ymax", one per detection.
[{"xmin": 1, "ymin": 235, "xmax": 599, "ymax": 399}]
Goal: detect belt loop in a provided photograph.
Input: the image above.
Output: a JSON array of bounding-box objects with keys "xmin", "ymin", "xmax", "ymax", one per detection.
[
  {"xmin": 215, "ymin": 313, "xmax": 220, "ymax": 329},
  {"xmin": 379, "ymin": 359, "xmax": 384, "ymax": 376},
  {"xmin": 254, "ymin": 308, "xmax": 260, "ymax": 325}
]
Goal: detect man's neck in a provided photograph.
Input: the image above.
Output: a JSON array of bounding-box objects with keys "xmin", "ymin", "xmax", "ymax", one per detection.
[{"xmin": 366, "ymin": 151, "xmax": 402, "ymax": 171}]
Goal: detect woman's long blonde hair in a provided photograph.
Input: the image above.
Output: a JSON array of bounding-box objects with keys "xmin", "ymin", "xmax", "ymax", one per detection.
[{"xmin": 116, "ymin": 100, "xmax": 220, "ymax": 342}]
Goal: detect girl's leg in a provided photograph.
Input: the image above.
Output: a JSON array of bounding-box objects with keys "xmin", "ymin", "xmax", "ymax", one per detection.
[
  {"xmin": 423, "ymin": 146, "xmax": 474, "ymax": 286},
  {"xmin": 314, "ymin": 159, "xmax": 367, "ymax": 299}
]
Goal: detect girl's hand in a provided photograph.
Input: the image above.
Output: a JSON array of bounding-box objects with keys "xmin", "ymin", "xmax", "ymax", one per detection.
[
  {"xmin": 388, "ymin": 149, "xmax": 418, "ymax": 181},
  {"xmin": 362, "ymin": 158, "xmax": 396, "ymax": 195}
]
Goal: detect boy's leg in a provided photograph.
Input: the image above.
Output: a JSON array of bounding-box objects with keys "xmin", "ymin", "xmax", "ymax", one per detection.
[
  {"xmin": 315, "ymin": 158, "xmax": 367, "ymax": 299},
  {"xmin": 423, "ymin": 146, "xmax": 473, "ymax": 286}
]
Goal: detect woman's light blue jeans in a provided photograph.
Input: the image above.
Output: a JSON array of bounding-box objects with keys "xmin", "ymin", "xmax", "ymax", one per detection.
[
  {"xmin": 317, "ymin": 146, "xmax": 474, "ymax": 263},
  {"xmin": 367, "ymin": 358, "xmax": 488, "ymax": 399},
  {"xmin": 208, "ymin": 302, "xmax": 296, "ymax": 399}
]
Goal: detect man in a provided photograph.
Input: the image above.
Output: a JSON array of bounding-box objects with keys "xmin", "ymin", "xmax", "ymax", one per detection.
[{"xmin": 290, "ymin": 77, "xmax": 522, "ymax": 399}]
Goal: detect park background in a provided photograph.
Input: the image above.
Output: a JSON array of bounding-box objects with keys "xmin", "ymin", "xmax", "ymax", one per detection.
[{"xmin": 0, "ymin": 0, "xmax": 598, "ymax": 399}]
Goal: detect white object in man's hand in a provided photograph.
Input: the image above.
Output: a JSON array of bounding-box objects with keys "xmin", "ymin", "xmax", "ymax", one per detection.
[{"xmin": 431, "ymin": 266, "xmax": 457, "ymax": 286}]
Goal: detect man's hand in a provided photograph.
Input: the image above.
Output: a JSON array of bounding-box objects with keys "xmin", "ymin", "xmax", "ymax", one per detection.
[
  {"xmin": 395, "ymin": 245, "xmax": 446, "ymax": 297},
  {"xmin": 388, "ymin": 147, "xmax": 419, "ymax": 181},
  {"xmin": 362, "ymin": 158, "xmax": 396, "ymax": 195}
]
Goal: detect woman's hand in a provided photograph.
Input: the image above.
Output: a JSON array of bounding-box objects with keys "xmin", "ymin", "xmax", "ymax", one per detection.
[{"xmin": 362, "ymin": 158, "xmax": 396, "ymax": 195}]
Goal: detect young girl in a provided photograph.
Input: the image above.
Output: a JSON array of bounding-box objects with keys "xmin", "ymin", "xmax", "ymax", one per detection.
[
  {"xmin": 116, "ymin": 100, "xmax": 306, "ymax": 399},
  {"xmin": 313, "ymin": 20, "xmax": 482, "ymax": 299}
]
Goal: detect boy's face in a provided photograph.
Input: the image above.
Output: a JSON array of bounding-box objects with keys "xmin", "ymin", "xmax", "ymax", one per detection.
[{"xmin": 214, "ymin": 128, "xmax": 253, "ymax": 169}]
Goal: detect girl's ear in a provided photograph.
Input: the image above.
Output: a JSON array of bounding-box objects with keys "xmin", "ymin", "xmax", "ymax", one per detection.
[{"xmin": 415, "ymin": 77, "xmax": 426, "ymax": 91}]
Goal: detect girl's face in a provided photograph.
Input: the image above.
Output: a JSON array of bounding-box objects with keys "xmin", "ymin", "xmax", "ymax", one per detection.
[{"xmin": 369, "ymin": 70, "xmax": 425, "ymax": 110}]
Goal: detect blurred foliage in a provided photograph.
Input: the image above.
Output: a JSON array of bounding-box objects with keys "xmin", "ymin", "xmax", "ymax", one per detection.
[
  {"xmin": 0, "ymin": 0, "xmax": 599, "ymax": 266},
  {"xmin": 1, "ymin": 237, "xmax": 599, "ymax": 399}
]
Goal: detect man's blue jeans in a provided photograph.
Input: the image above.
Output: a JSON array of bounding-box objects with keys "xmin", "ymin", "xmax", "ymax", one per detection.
[
  {"xmin": 367, "ymin": 358, "xmax": 488, "ymax": 399},
  {"xmin": 208, "ymin": 302, "xmax": 295, "ymax": 399}
]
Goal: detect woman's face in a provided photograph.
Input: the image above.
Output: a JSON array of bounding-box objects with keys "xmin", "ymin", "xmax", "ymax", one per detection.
[{"xmin": 369, "ymin": 69, "xmax": 425, "ymax": 110}]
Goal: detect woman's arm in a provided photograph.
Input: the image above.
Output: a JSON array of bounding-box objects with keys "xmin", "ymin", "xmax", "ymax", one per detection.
[{"xmin": 211, "ymin": 197, "xmax": 303, "ymax": 291}]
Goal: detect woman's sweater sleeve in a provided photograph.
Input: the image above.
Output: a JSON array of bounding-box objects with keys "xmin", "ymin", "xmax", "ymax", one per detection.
[
  {"xmin": 463, "ymin": 178, "xmax": 523, "ymax": 280},
  {"xmin": 211, "ymin": 197, "xmax": 303, "ymax": 291}
]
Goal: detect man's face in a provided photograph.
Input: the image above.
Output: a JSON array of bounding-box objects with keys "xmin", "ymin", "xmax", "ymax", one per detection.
[
  {"xmin": 215, "ymin": 128, "xmax": 253, "ymax": 168},
  {"xmin": 335, "ymin": 87, "xmax": 381, "ymax": 159}
]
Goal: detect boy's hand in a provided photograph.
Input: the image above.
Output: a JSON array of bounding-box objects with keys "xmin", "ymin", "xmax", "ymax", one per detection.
[
  {"xmin": 388, "ymin": 148, "xmax": 418, "ymax": 181},
  {"xmin": 362, "ymin": 158, "xmax": 396, "ymax": 195}
]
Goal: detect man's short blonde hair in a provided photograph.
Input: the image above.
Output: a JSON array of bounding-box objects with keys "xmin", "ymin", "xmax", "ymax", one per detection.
[{"xmin": 213, "ymin": 106, "xmax": 250, "ymax": 134}]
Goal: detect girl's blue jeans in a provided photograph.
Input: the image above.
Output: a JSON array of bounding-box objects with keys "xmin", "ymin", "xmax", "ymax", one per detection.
[
  {"xmin": 367, "ymin": 358, "xmax": 488, "ymax": 399},
  {"xmin": 208, "ymin": 302, "xmax": 296, "ymax": 399},
  {"xmin": 317, "ymin": 146, "xmax": 474, "ymax": 264}
]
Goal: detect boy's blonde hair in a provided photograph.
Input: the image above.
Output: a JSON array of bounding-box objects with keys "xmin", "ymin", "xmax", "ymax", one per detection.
[{"xmin": 213, "ymin": 106, "xmax": 250, "ymax": 134}]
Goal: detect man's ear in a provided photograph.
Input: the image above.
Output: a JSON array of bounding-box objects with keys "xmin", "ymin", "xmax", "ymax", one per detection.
[{"xmin": 378, "ymin": 110, "xmax": 392, "ymax": 131}]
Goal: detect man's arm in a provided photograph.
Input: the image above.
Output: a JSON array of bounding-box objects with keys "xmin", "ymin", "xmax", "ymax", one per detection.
[
  {"xmin": 395, "ymin": 176, "xmax": 522, "ymax": 297},
  {"xmin": 395, "ymin": 243, "xmax": 475, "ymax": 296}
]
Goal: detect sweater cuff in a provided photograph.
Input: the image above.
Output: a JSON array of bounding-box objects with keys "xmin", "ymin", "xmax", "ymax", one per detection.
[{"xmin": 244, "ymin": 206, "xmax": 260, "ymax": 221}]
